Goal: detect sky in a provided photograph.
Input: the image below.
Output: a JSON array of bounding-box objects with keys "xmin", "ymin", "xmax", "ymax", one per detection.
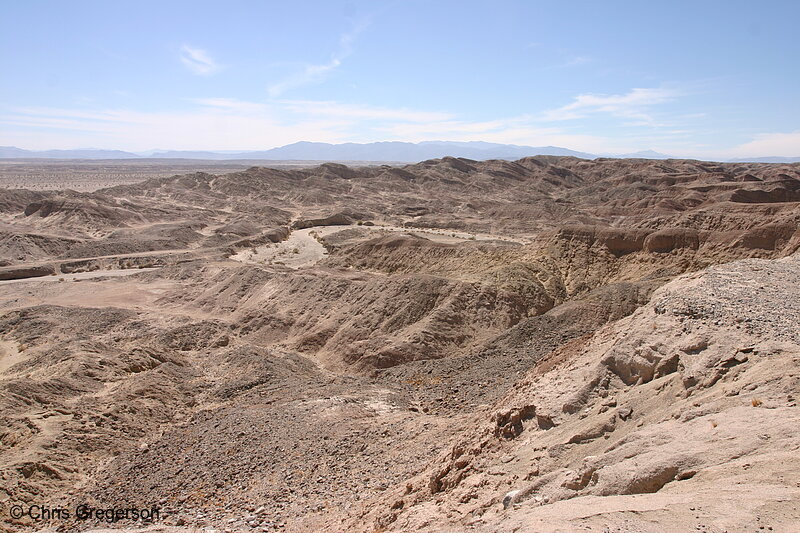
[{"xmin": 1, "ymin": 0, "xmax": 798, "ymax": 158}]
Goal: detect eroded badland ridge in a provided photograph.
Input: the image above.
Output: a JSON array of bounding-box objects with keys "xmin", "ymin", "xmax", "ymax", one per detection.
[{"xmin": 0, "ymin": 156, "xmax": 798, "ymax": 532}]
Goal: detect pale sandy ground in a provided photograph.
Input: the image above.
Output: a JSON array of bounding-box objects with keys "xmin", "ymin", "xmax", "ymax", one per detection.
[
  {"xmin": 370, "ymin": 223, "xmax": 530, "ymax": 245},
  {"xmin": 229, "ymin": 223, "xmax": 527, "ymax": 270},
  {"xmin": 0, "ymin": 269, "xmax": 179, "ymax": 313},
  {"xmin": 229, "ymin": 228, "xmax": 328, "ymax": 268},
  {"xmin": 0, "ymin": 339, "xmax": 24, "ymax": 374}
]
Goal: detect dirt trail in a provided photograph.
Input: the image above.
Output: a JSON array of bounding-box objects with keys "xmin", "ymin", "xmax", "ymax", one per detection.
[
  {"xmin": 230, "ymin": 223, "xmax": 528, "ymax": 270},
  {"xmin": 230, "ymin": 227, "xmax": 328, "ymax": 268},
  {"xmin": 368, "ymin": 223, "xmax": 530, "ymax": 244},
  {"xmin": 0, "ymin": 267, "xmax": 159, "ymax": 286}
]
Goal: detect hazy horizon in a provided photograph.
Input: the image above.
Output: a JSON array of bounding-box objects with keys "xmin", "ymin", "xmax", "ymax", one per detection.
[{"xmin": 1, "ymin": 1, "xmax": 798, "ymax": 159}]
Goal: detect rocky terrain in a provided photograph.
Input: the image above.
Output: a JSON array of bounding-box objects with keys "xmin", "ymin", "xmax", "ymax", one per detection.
[
  {"xmin": 350, "ymin": 255, "xmax": 800, "ymax": 532},
  {"xmin": 0, "ymin": 160, "xmax": 381, "ymax": 192},
  {"xmin": 0, "ymin": 156, "xmax": 798, "ymax": 532}
]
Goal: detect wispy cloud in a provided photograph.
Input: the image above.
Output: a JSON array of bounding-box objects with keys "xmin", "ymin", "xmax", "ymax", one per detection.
[
  {"xmin": 541, "ymin": 87, "xmax": 678, "ymax": 123},
  {"xmin": 191, "ymin": 97, "xmax": 267, "ymax": 113},
  {"xmin": 0, "ymin": 88, "xmax": 704, "ymax": 156},
  {"xmin": 268, "ymin": 20, "xmax": 369, "ymax": 97},
  {"xmin": 727, "ymin": 130, "xmax": 800, "ymax": 157},
  {"xmin": 278, "ymin": 99, "xmax": 453, "ymax": 123},
  {"xmin": 374, "ymin": 115, "xmax": 633, "ymax": 153},
  {"xmin": 561, "ymin": 55, "xmax": 591, "ymax": 67},
  {"xmin": 0, "ymin": 96, "xmax": 683, "ymax": 155},
  {"xmin": 179, "ymin": 45, "xmax": 220, "ymax": 76},
  {"xmin": 0, "ymin": 97, "xmax": 457, "ymax": 151},
  {"xmin": 0, "ymin": 104, "xmax": 344, "ymax": 150}
]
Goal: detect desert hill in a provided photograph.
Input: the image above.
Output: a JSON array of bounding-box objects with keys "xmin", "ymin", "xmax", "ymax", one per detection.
[
  {"xmin": 350, "ymin": 254, "xmax": 800, "ymax": 532},
  {"xmin": 0, "ymin": 156, "xmax": 798, "ymax": 532}
]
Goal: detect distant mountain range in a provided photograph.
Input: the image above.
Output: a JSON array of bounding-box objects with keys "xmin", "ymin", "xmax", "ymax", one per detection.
[
  {"xmin": 143, "ymin": 141, "xmax": 596, "ymax": 161},
  {"xmin": 1, "ymin": 141, "xmax": 797, "ymax": 163},
  {"xmin": 0, "ymin": 141, "xmax": 593, "ymax": 161},
  {"xmin": 727, "ymin": 156, "xmax": 800, "ymax": 163},
  {"xmin": 612, "ymin": 150, "xmax": 673, "ymax": 160},
  {"xmin": 0, "ymin": 146, "xmax": 141, "ymax": 159}
]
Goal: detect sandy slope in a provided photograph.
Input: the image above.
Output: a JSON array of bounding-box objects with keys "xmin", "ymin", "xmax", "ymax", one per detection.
[
  {"xmin": 350, "ymin": 254, "xmax": 800, "ymax": 532},
  {"xmin": 38, "ymin": 253, "xmax": 799, "ymax": 533}
]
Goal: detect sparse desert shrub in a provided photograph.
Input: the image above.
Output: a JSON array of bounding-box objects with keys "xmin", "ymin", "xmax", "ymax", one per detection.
[
  {"xmin": 404, "ymin": 375, "xmax": 443, "ymax": 387},
  {"xmin": 751, "ymin": 397, "xmax": 763, "ymax": 407},
  {"xmin": 293, "ymin": 248, "xmax": 299, "ymax": 254}
]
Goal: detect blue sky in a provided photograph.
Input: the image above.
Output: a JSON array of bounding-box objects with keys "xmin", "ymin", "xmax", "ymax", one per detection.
[{"xmin": 1, "ymin": 0, "xmax": 798, "ymax": 157}]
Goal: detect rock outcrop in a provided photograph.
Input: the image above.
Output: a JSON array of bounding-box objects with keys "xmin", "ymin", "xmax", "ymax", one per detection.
[{"xmin": 351, "ymin": 253, "xmax": 800, "ymax": 532}]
